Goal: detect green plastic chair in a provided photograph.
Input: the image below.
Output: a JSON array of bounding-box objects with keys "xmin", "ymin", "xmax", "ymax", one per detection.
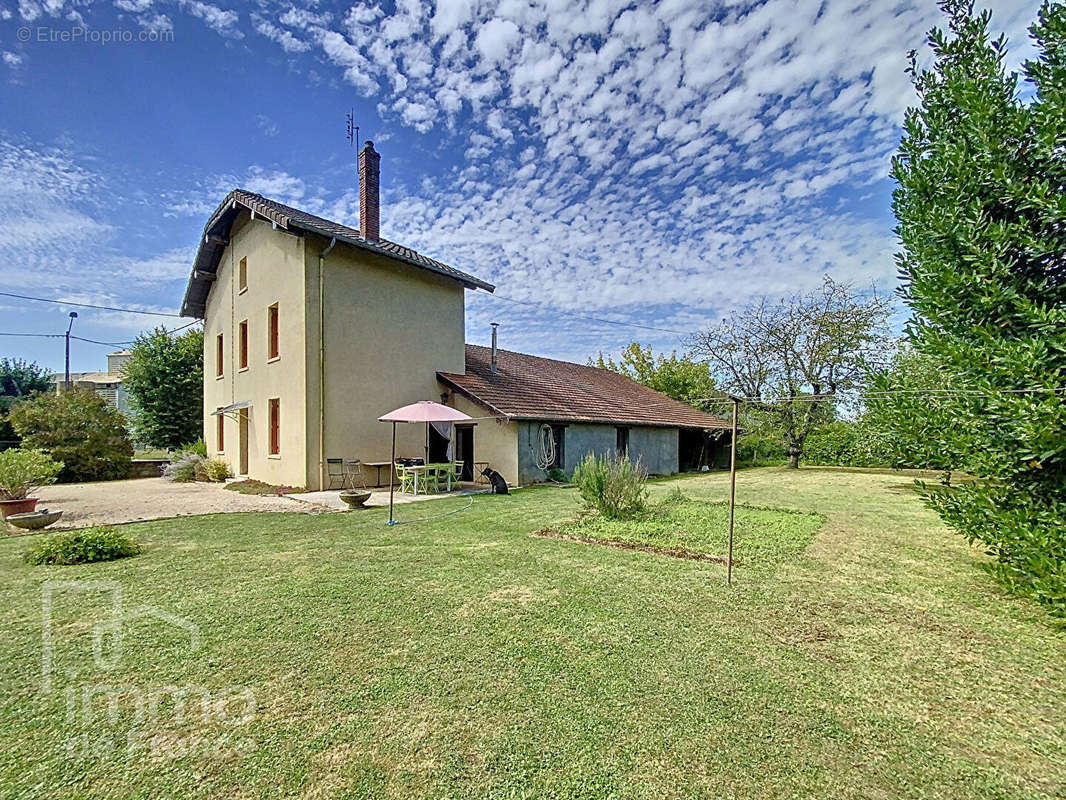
[
  {"xmin": 395, "ymin": 463, "xmax": 415, "ymax": 494},
  {"xmin": 450, "ymin": 461, "xmax": 464, "ymax": 489},
  {"xmin": 423, "ymin": 464, "xmax": 443, "ymax": 493}
]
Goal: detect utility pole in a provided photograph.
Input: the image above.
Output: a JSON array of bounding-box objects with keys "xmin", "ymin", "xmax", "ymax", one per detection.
[
  {"xmin": 727, "ymin": 395, "xmax": 739, "ymax": 586},
  {"xmin": 64, "ymin": 312, "xmax": 78, "ymax": 391}
]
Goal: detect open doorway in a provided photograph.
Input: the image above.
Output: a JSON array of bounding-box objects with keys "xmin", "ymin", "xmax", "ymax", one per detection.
[
  {"xmin": 454, "ymin": 425, "xmax": 474, "ymax": 480},
  {"xmin": 428, "ymin": 424, "xmax": 451, "ymax": 463}
]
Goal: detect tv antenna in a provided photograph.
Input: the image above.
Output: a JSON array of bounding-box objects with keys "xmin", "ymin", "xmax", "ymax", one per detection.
[{"xmin": 345, "ymin": 110, "xmax": 359, "ymax": 151}]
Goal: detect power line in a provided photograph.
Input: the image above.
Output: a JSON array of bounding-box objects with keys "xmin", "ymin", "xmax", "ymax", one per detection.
[
  {"xmin": 692, "ymin": 386, "xmax": 1066, "ymax": 405},
  {"xmin": 0, "ymin": 291, "xmax": 183, "ymax": 318},
  {"xmin": 70, "ymin": 335, "xmax": 136, "ymax": 347},
  {"xmin": 0, "ymin": 332, "xmax": 63, "ymax": 338}
]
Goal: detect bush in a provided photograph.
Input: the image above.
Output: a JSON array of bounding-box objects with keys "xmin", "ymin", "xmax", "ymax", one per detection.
[
  {"xmin": 162, "ymin": 452, "xmax": 203, "ymax": 483},
  {"xmin": 174, "ymin": 438, "xmax": 207, "ymax": 458},
  {"xmin": 572, "ymin": 452, "xmax": 648, "ymax": 519},
  {"xmin": 196, "ymin": 457, "xmax": 232, "ymax": 482},
  {"xmin": 23, "ymin": 526, "xmax": 141, "ymax": 566},
  {"xmin": 546, "ymin": 467, "xmax": 569, "ymax": 483},
  {"xmin": 0, "ymin": 448, "xmax": 63, "ymax": 500},
  {"xmin": 9, "ymin": 389, "xmax": 132, "ymax": 482}
]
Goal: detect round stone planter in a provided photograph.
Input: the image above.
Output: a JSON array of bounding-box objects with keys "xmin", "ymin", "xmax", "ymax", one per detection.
[
  {"xmin": 339, "ymin": 490, "xmax": 372, "ymax": 509},
  {"xmin": 6, "ymin": 509, "xmax": 62, "ymax": 530},
  {"xmin": 0, "ymin": 497, "xmax": 38, "ymax": 520}
]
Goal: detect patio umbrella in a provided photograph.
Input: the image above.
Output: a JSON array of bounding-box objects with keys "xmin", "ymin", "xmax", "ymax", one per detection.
[{"xmin": 378, "ymin": 401, "xmax": 472, "ymax": 525}]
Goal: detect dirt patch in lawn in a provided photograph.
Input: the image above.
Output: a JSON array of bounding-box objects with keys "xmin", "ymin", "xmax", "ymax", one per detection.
[{"xmin": 533, "ymin": 527, "xmax": 730, "ymax": 563}]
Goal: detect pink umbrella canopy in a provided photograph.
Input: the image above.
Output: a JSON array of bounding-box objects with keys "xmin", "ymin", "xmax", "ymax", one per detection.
[{"xmin": 379, "ymin": 401, "xmax": 471, "ymax": 423}]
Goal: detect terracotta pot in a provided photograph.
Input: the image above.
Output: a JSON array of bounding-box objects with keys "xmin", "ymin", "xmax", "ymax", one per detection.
[{"xmin": 0, "ymin": 497, "xmax": 38, "ymax": 519}]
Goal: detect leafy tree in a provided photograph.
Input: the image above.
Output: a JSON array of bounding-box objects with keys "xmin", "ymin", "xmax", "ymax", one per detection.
[
  {"xmin": 592, "ymin": 343, "xmax": 722, "ymax": 409},
  {"xmin": 888, "ymin": 1, "xmax": 1066, "ymax": 614},
  {"xmin": 122, "ymin": 327, "xmax": 204, "ymax": 450},
  {"xmin": 0, "ymin": 358, "xmax": 52, "ymax": 450},
  {"xmin": 863, "ymin": 344, "xmax": 962, "ymax": 471},
  {"xmin": 689, "ymin": 276, "xmax": 892, "ymax": 468},
  {"xmin": 9, "ymin": 388, "xmax": 132, "ymax": 482}
]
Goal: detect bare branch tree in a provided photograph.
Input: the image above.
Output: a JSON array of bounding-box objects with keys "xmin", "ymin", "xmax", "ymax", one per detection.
[{"xmin": 688, "ymin": 276, "xmax": 893, "ymax": 468}]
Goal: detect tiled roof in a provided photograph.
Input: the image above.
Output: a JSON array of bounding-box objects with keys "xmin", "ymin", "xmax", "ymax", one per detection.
[
  {"xmin": 439, "ymin": 345, "xmax": 731, "ymax": 429},
  {"xmin": 181, "ymin": 190, "xmax": 494, "ymax": 317}
]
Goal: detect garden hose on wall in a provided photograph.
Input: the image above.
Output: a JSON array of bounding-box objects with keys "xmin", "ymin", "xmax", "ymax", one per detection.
[{"xmin": 534, "ymin": 423, "xmax": 556, "ymax": 470}]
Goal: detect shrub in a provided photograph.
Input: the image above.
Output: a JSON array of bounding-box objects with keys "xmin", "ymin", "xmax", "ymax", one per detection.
[
  {"xmin": 162, "ymin": 452, "xmax": 204, "ymax": 483},
  {"xmin": 196, "ymin": 457, "xmax": 232, "ymax": 482},
  {"xmin": 572, "ymin": 452, "xmax": 648, "ymax": 519},
  {"xmin": 546, "ymin": 467, "xmax": 569, "ymax": 483},
  {"xmin": 174, "ymin": 438, "xmax": 208, "ymax": 458},
  {"xmin": 9, "ymin": 389, "xmax": 133, "ymax": 482},
  {"xmin": 0, "ymin": 448, "xmax": 63, "ymax": 500},
  {"xmin": 23, "ymin": 526, "xmax": 141, "ymax": 566}
]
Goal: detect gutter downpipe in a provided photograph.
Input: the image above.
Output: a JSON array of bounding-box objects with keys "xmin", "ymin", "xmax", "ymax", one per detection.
[{"xmin": 318, "ymin": 237, "xmax": 337, "ymax": 490}]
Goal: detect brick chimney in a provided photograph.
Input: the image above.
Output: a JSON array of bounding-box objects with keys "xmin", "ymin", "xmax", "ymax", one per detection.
[{"xmin": 358, "ymin": 140, "xmax": 380, "ymax": 242}]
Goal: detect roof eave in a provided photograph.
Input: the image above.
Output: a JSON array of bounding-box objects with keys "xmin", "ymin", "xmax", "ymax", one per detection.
[{"xmin": 298, "ymin": 225, "xmax": 495, "ymax": 293}]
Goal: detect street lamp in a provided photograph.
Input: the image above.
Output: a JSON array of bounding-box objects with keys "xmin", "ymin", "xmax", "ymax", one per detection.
[{"xmin": 64, "ymin": 312, "xmax": 78, "ymax": 391}]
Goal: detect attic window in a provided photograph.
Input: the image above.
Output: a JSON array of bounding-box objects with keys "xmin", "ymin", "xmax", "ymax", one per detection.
[{"xmin": 238, "ymin": 257, "xmax": 247, "ymax": 293}]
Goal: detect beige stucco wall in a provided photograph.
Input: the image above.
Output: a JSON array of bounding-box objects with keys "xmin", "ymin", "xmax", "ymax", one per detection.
[
  {"xmin": 203, "ymin": 213, "xmax": 310, "ymax": 487},
  {"xmin": 443, "ymin": 390, "xmax": 519, "ymax": 486},
  {"xmin": 308, "ymin": 235, "xmax": 469, "ymax": 489}
]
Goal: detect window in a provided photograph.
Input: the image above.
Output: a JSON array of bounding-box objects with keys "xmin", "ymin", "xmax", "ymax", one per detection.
[
  {"xmin": 616, "ymin": 427, "xmax": 630, "ymax": 457},
  {"xmin": 216, "ymin": 413, "xmax": 225, "ymax": 453},
  {"xmin": 268, "ymin": 398, "xmax": 280, "ymax": 455},
  {"xmin": 238, "ymin": 257, "xmax": 247, "ymax": 293},
  {"xmin": 267, "ymin": 304, "xmax": 279, "ymax": 361},
  {"xmin": 238, "ymin": 320, "xmax": 248, "ymax": 369},
  {"xmin": 550, "ymin": 425, "xmax": 565, "ymax": 469},
  {"xmin": 215, "ymin": 333, "xmax": 224, "ymax": 378}
]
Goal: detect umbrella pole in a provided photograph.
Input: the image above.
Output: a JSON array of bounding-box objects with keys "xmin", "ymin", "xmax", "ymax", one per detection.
[{"xmin": 388, "ymin": 421, "xmax": 397, "ymax": 525}]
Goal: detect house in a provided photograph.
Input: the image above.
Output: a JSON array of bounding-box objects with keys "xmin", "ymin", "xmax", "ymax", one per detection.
[
  {"xmin": 180, "ymin": 142, "xmax": 732, "ymax": 490},
  {"xmin": 438, "ymin": 344, "xmax": 733, "ymax": 486},
  {"xmin": 51, "ymin": 349, "xmax": 134, "ymax": 414}
]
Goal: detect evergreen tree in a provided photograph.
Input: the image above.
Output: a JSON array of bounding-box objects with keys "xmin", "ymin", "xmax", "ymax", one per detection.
[
  {"xmin": 889, "ymin": 1, "xmax": 1066, "ymax": 614},
  {"xmin": 122, "ymin": 328, "xmax": 204, "ymax": 450}
]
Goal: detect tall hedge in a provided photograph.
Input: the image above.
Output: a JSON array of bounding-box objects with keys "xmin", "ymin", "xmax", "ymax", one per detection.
[{"xmin": 889, "ymin": 1, "xmax": 1066, "ymax": 614}]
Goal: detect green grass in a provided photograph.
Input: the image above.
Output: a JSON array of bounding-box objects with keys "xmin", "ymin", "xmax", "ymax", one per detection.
[
  {"xmin": 0, "ymin": 468, "xmax": 1063, "ymax": 799},
  {"xmin": 551, "ymin": 490, "xmax": 824, "ymax": 567}
]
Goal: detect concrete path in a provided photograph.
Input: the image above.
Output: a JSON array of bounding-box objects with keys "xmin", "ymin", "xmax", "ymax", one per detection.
[{"xmin": 286, "ymin": 485, "xmax": 488, "ymax": 512}]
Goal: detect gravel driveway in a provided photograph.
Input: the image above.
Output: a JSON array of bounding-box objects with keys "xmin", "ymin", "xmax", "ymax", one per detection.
[{"xmin": 23, "ymin": 478, "xmax": 321, "ymax": 530}]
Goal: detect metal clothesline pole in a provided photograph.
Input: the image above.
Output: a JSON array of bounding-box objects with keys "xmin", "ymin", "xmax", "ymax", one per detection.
[
  {"xmin": 727, "ymin": 396, "xmax": 739, "ymax": 586},
  {"xmin": 388, "ymin": 421, "xmax": 397, "ymax": 526}
]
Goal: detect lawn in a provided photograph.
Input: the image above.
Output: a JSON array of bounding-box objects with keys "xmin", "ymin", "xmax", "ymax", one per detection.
[
  {"xmin": 0, "ymin": 468, "xmax": 1063, "ymax": 799},
  {"xmin": 545, "ymin": 490, "xmax": 825, "ymax": 567}
]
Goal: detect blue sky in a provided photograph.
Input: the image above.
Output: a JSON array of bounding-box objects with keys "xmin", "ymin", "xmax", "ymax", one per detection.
[{"xmin": 0, "ymin": 0, "xmax": 1041, "ymax": 372}]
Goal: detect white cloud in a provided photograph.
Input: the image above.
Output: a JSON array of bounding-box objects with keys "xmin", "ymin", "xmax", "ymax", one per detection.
[
  {"xmin": 475, "ymin": 17, "xmax": 521, "ymax": 64},
  {"xmin": 2, "ymin": 51, "xmax": 22, "ymax": 67},
  {"xmin": 179, "ymin": 0, "xmax": 240, "ymax": 36}
]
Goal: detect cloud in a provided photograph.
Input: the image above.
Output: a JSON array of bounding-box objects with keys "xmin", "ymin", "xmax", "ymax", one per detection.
[
  {"xmin": 2, "ymin": 51, "xmax": 22, "ymax": 67},
  {"xmin": 178, "ymin": 0, "xmax": 240, "ymax": 37},
  {"xmin": 256, "ymin": 113, "xmax": 279, "ymax": 137}
]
